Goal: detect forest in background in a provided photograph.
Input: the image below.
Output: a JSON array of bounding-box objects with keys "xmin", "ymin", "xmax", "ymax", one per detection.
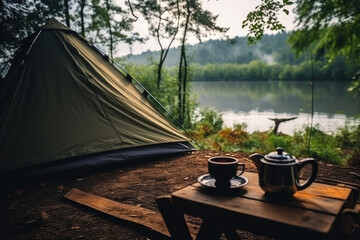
[{"xmin": 124, "ymin": 32, "xmax": 358, "ymax": 82}]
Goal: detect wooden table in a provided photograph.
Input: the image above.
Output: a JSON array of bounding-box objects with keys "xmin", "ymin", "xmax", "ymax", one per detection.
[{"xmin": 157, "ymin": 172, "xmax": 359, "ymax": 240}]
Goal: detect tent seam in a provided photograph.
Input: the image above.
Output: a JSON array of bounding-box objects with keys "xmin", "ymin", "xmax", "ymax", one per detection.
[{"xmin": 87, "ymin": 74, "xmax": 124, "ymax": 144}]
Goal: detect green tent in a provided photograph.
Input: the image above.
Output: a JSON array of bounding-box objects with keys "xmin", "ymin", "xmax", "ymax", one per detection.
[{"xmin": 0, "ymin": 18, "xmax": 194, "ymax": 176}]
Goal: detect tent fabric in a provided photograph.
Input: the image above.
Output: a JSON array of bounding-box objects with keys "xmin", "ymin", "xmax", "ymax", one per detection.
[
  {"xmin": 1, "ymin": 142, "xmax": 194, "ymax": 181},
  {"xmin": 0, "ymin": 18, "xmax": 195, "ymax": 173}
]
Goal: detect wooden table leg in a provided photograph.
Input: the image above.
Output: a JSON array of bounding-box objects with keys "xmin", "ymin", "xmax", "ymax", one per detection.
[
  {"xmin": 196, "ymin": 217, "xmax": 240, "ymax": 240},
  {"xmin": 223, "ymin": 224, "xmax": 240, "ymax": 240},
  {"xmin": 196, "ymin": 218, "xmax": 222, "ymax": 240},
  {"xmin": 156, "ymin": 195, "xmax": 192, "ymax": 240}
]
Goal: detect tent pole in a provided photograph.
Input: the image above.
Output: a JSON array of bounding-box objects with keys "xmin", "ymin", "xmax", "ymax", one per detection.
[
  {"xmin": 21, "ymin": 30, "xmax": 43, "ymax": 66},
  {"xmin": 1, "ymin": 29, "xmax": 42, "ymax": 77}
]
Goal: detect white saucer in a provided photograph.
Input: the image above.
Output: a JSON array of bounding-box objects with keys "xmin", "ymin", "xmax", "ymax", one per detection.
[{"xmin": 197, "ymin": 174, "xmax": 248, "ymax": 189}]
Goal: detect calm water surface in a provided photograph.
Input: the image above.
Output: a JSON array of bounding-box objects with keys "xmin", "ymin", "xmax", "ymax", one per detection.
[{"xmin": 191, "ymin": 81, "xmax": 360, "ymax": 135}]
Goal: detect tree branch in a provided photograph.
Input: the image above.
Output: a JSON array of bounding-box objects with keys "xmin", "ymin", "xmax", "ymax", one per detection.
[{"xmin": 127, "ymin": 0, "xmax": 138, "ymax": 21}]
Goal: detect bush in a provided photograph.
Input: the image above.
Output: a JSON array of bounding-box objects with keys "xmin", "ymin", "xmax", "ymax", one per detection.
[
  {"xmin": 192, "ymin": 121, "xmax": 359, "ymax": 166},
  {"xmin": 216, "ymin": 124, "xmax": 249, "ymax": 151},
  {"xmin": 335, "ymin": 123, "xmax": 360, "ymax": 165}
]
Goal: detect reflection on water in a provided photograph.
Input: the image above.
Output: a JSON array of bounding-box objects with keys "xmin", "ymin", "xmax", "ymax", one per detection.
[{"xmin": 192, "ymin": 81, "xmax": 360, "ymax": 135}]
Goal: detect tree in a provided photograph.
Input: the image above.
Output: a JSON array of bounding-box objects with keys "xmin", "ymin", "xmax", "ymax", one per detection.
[
  {"xmin": 0, "ymin": 0, "xmax": 145, "ymax": 73},
  {"xmin": 290, "ymin": 0, "xmax": 360, "ymax": 95},
  {"xmin": 78, "ymin": 0, "xmax": 87, "ymax": 37},
  {"xmin": 243, "ymin": 0, "xmax": 360, "ymax": 95},
  {"xmin": 177, "ymin": 0, "xmax": 228, "ymax": 125},
  {"xmin": 90, "ymin": 0, "xmax": 144, "ymax": 59},
  {"xmin": 0, "ymin": 0, "xmax": 65, "ymax": 74},
  {"xmin": 242, "ymin": 0, "xmax": 294, "ymax": 44},
  {"xmin": 135, "ymin": 0, "xmax": 181, "ymax": 88},
  {"xmin": 64, "ymin": 0, "xmax": 71, "ymax": 27},
  {"xmin": 289, "ymin": 1, "xmax": 360, "ymax": 62},
  {"xmin": 0, "ymin": 1, "xmax": 28, "ymax": 72},
  {"xmin": 134, "ymin": 0, "xmax": 228, "ymax": 125}
]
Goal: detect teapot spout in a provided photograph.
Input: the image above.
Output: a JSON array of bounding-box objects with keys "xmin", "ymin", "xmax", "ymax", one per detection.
[{"xmin": 249, "ymin": 153, "xmax": 264, "ymax": 171}]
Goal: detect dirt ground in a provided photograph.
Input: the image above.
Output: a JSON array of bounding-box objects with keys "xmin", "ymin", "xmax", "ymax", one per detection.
[{"xmin": 1, "ymin": 150, "xmax": 360, "ymax": 240}]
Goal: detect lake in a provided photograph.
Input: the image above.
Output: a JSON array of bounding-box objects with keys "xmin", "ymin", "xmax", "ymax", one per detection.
[{"xmin": 191, "ymin": 81, "xmax": 360, "ymax": 135}]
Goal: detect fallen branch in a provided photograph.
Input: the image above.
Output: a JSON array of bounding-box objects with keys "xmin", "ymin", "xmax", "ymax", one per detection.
[{"xmin": 269, "ymin": 117, "xmax": 298, "ymax": 134}]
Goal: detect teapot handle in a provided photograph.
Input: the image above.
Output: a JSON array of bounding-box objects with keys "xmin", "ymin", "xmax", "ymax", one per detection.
[{"xmin": 296, "ymin": 158, "xmax": 318, "ymax": 190}]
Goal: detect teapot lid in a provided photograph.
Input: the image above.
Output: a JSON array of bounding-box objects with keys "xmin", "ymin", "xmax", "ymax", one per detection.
[{"xmin": 264, "ymin": 147, "xmax": 295, "ymax": 164}]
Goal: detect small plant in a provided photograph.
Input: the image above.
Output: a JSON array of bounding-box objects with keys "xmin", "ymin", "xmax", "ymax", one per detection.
[
  {"xmin": 335, "ymin": 123, "xmax": 360, "ymax": 165},
  {"xmin": 216, "ymin": 124, "xmax": 249, "ymax": 151},
  {"xmin": 190, "ymin": 108, "xmax": 223, "ymax": 137}
]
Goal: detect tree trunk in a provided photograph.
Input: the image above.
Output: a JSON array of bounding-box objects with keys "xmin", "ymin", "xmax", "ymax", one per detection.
[
  {"xmin": 64, "ymin": 0, "xmax": 70, "ymax": 27},
  {"xmin": 105, "ymin": 0, "xmax": 113, "ymax": 59},
  {"xmin": 157, "ymin": 50, "xmax": 164, "ymax": 88},
  {"xmin": 156, "ymin": 9, "xmax": 164, "ymax": 88},
  {"xmin": 182, "ymin": 46, "xmax": 188, "ymax": 123},
  {"xmin": 156, "ymin": 0, "xmax": 180, "ymax": 89},
  {"xmin": 178, "ymin": 2, "xmax": 191, "ymax": 124},
  {"xmin": 178, "ymin": 47, "xmax": 184, "ymax": 124},
  {"xmin": 80, "ymin": 0, "xmax": 86, "ymax": 37}
]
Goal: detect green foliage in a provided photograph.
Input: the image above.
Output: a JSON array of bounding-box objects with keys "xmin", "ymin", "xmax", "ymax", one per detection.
[
  {"xmin": 183, "ymin": 0, "xmax": 228, "ymax": 41},
  {"xmin": 243, "ymin": 0, "xmax": 360, "ymax": 66},
  {"xmin": 120, "ymin": 61, "xmax": 197, "ymax": 129},
  {"xmin": 242, "ymin": 0, "xmax": 294, "ymax": 44},
  {"xmin": 0, "ymin": 0, "xmax": 143, "ymax": 71},
  {"xmin": 243, "ymin": 0, "xmax": 360, "ymax": 96},
  {"xmin": 196, "ymin": 108, "xmax": 224, "ymax": 133},
  {"xmin": 335, "ymin": 123, "xmax": 360, "ymax": 165},
  {"xmin": 292, "ymin": 126, "xmax": 347, "ymax": 165},
  {"xmin": 126, "ymin": 33, "xmax": 359, "ymax": 82},
  {"xmin": 186, "ymin": 108, "xmax": 223, "ymax": 150},
  {"xmin": 348, "ymin": 71, "xmax": 360, "ymax": 96},
  {"xmin": 189, "ymin": 108, "xmax": 223, "ymax": 138},
  {"xmin": 191, "ymin": 59, "xmax": 355, "ymax": 82},
  {"xmin": 90, "ymin": 0, "xmax": 144, "ymax": 58},
  {"xmin": 215, "ymin": 124, "xmax": 249, "ymax": 152},
  {"xmin": 135, "ymin": 0, "xmax": 180, "ymax": 87},
  {"xmin": 0, "ymin": 1, "xmax": 65, "ymax": 68},
  {"xmin": 190, "ymin": 112, "xmax": 359, "ymax": 165},
  {"xmin": 126, "ymin": 33, "xmax": 307, "ymax": 67},
  {"xmin": 290, "ymin": 0, "xmax": 360, "ymax": 64}
]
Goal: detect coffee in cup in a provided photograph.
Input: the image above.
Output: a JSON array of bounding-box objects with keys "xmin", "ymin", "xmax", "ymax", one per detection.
[{"xmin": 208, "ymin": 156, "xmax": 245, "ymax": 188}]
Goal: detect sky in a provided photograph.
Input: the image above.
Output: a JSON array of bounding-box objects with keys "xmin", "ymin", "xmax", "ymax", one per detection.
[{"xmin": 116, "ymin": 0, "xmax": 296, "ymax": 57}]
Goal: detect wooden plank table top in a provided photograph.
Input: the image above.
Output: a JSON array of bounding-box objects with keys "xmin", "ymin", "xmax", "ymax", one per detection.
[{"xmin": 163, "ymin": 172, "xmax": 358, "ymax": 240}]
